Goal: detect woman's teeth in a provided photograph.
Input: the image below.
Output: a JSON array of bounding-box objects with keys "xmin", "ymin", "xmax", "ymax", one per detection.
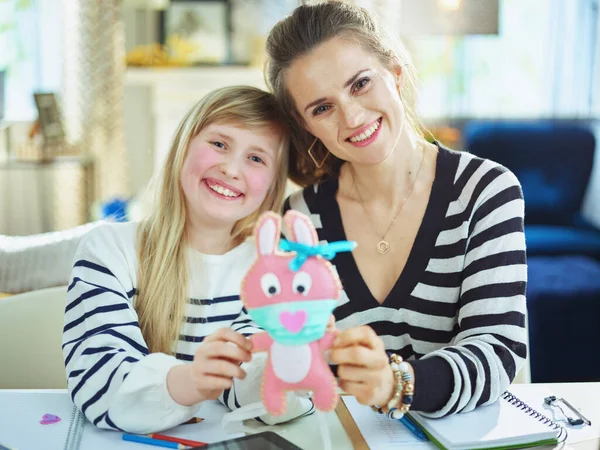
[
  {"xmin": 208, "ymin": 183, "xmax": 240, "ymax": 198},
  {"xmin": 349, "ymin": 119, "xmax": 380, "ymax": 143}
]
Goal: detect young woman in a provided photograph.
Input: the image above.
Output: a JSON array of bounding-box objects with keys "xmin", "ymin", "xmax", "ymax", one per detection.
[
  {"xmin": 266, "ymin": 2, "xmax": 527, "ymax": 418},
  {"xmin": 62, "ymin": 86, "xmax": 313, "ymax": 433}
]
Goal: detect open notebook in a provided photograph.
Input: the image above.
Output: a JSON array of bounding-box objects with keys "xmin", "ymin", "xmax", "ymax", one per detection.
[
  {"xmin": 408, "ymin": 391, "xmax": 565, "ymax": 450},
  {"xmin": 342, "ymin": 390, "xmax": 565, "ymax": 450}
]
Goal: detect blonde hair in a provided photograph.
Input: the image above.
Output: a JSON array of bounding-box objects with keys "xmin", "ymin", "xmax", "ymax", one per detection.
[
  {"xmin": 265, "ymin": 1, "xmax": 426, "ymax": 186},
  {"xmin": 136, "ymin": 86, "xmax": 289, "ymax": 354}
]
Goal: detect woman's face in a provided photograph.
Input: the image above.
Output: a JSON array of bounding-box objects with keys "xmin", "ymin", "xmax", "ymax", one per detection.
[{"xmin": 285, "ymin": 36, "xmax": 405, "ymax": 166}]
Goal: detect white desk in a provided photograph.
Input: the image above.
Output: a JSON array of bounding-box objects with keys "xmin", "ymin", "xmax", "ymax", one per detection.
[{"xmin": 0, "ymin": 383, "xmax": 597, "ymax": 450}]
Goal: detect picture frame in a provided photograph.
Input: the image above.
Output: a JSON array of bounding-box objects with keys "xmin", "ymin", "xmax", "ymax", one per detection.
[
  {"xmin": 33, "ymin": 92, "xmax": 65, "ymax": 144},
  {"xmin": 159, "ymin": 0, "xmax": 232, "ymax": 65}
]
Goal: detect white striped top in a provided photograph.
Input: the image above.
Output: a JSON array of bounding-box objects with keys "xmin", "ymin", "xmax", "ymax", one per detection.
[
  {"xmin": 284, "ymin": 146, "xmax": 528, "ymax": 418},
  {"xmin": 62, "ymin": 221, "xmax": 313, "ymax": 434}
]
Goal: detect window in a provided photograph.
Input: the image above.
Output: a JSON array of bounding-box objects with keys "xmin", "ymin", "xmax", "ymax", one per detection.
[
  {"xmin": 2, "ymin": 0, "xmax": 62, "ymax": 121},
  {"xmin": 407, "ymin": 0, "xmax": 599, "ymax": 119}
]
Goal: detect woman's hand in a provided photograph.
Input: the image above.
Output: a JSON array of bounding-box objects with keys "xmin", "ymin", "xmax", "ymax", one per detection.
[
  {"xmin": 167, "ymin": 328, "xmax": 252, "ymax": 406},
  {"xmin": 326, "ymin": 314, "xmax": 336, "ymax": 333},
  {"xmin": 329, "ymin": 325, "xmax": 395, "ymax": 406}
]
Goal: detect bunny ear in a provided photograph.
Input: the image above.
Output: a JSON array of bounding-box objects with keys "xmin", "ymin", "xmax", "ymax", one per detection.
[
  {"xmin": 255, "ymin": 211, "xmax": 281, "ymax": 255},
  {"xmin": 283, "ymin": 210, "xmax": 318, "ymax": 246}
]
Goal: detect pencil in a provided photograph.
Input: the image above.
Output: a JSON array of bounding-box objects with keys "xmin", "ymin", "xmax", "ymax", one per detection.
[
  {"xmin": 122, "ymin": 433, "xmax": 187, "ymax": 449},
  {"xmin": 181, "ymin": 417, "xmax": 204, "ymax": 425},
  {"xmin": 148, "ymin": 433, "xmax": 207, "ymax": 447}
]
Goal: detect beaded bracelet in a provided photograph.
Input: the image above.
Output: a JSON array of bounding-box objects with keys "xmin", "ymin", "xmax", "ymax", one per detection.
[
  {"xmin": 389, "ymin": 354, "xmax": 414, "ymax": 419},
  {"xmin": 370, "ymin": 353, "xmax": 414, "ymax": 417}
]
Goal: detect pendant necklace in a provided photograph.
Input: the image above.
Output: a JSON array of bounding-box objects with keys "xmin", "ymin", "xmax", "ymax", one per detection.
[{"xmin": 351, "ymin": 146, "xmax": 425, "ymax": 255}]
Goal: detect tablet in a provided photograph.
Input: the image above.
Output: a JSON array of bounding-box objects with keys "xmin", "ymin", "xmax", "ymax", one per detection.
[{"xmin": 191, "ymin": 431, "xmax": 302, "ymax": 450}]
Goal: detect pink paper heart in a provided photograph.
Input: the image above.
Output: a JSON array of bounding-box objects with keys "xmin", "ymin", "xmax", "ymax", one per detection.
[
  {"xmin": 279, "ymin": 310, "xmax": 307, "ymax": 333},
  {"xmin": 40, "ymin": 413, "xmax": 61, "ymax": 425}
]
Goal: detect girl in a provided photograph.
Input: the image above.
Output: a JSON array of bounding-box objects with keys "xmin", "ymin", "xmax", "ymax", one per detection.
[
  {"xmin": 62, "ymin": 86, "xmax": 313, "ymax": 434},
  {"xmin": 266, "ymin": 2, "xmax": 527, "ymax": 418}
]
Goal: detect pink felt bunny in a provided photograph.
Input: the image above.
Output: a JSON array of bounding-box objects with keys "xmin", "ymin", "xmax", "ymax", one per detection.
[{"xmin": 241, "ymin": 210, "xmax": 355, "ymax": 416}]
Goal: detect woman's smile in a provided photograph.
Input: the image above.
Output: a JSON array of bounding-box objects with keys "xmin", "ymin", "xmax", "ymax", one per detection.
[{"xmin": 346, "ymin": 117, "xmax": 383, "ymax": 147}]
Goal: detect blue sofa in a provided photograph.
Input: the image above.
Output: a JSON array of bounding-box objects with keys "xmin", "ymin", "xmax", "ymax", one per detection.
[
  {"xmin": 464, "ymin": 121, "xmax": 600, "ymax": 259},
  {"xmin": 464, "ymin": 121, "xmax": 600, "ymax": 382}
]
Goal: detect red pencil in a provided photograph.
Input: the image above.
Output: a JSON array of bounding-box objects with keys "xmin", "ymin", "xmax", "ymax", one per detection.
[{"xmin": 147, "ymin": 433, "xmax": 207, "ymax": 447}]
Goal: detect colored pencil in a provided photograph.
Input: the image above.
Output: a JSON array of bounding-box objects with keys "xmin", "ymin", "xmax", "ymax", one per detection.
[
  {"xmin": 148, "ymin": 433, "xmax": 207, "ymax": 447},
  {"xmin": 398, "ymin": 415, "xmax": 428, "ymax": 442},
  {"xmin": 122, "ymin": 433, "xmax": 187, "ymax": 449}
]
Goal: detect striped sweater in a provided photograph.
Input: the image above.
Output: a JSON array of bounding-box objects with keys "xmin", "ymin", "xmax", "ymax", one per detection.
[
  {"xmin": 62, "ymin": 221, "xmax": 313, "ymax": 434},
  {"xmin": 284, "ymin": 146, "xmax": 528, "ymax": 418}
]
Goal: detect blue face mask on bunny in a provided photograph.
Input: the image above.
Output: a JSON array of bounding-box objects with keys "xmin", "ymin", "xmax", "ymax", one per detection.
[{"xmin": 249, "ymin": 299, "xmax": 338, "ymax": 346}]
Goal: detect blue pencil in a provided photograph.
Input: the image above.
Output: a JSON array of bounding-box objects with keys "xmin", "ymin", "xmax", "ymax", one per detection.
[
  {"xmin": 398, "ymin": 414, "xmax": 428, "ymax": 441},
  {"xmin": 122, "ymin": 433, "xmax": 188, "ymax": 449}
]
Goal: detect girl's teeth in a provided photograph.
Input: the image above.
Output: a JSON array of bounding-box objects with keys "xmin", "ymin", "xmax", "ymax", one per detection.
[{"xmin": 209, "ymin": 184, "xmax": 238, "ymax": 197}]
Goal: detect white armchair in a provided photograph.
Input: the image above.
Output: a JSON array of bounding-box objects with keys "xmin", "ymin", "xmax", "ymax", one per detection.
[
  {"xmin": 0, "ymin": 221, "xmax": 104, "ymax": 294},
  {"xmin": 0, "ymin": 286, "xmax": 68, "ymax": 388}
]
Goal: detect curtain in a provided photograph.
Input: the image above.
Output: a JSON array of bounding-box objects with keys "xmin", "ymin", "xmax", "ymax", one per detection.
[{"xmin": 547, "ymin": 0, "xmax": 599, "ymax": 116}]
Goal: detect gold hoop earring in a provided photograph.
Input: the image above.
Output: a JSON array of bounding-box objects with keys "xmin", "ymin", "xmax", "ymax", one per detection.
[{"xmin": 307, "ymin": 137, "xmax": 328, "ymax": 169}]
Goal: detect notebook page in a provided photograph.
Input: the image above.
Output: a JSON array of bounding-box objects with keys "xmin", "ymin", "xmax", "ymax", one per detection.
[
  {"xmin": 409, "ymin": 394, "xmax": 559, "ymax": 450},
  {"xmin": 0, "ymin": 391, "xmax": 242, "ymax": 450},
  {"xmin": 0, "ymin": 391, "xmax": 74, "ymax": 450},
  {"xmin": 341, "ymin": 396, "xmax": 436, "ymax": 449}
]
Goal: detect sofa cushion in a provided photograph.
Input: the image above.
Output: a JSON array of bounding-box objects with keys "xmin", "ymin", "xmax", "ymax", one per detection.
[
  {"xmin": 527, "ymin": 256, "xmax": 600, "ymax": 382},
  {"xmin": 525, "ymin": 225, "xmax": 600, "ymax": 258}
]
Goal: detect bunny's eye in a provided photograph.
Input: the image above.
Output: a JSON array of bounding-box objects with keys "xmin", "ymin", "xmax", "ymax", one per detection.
[
  {"xmin": 293, "ymin": 272, "xmax": 312, "ymax": 296},
  {"xmin": 260, "ymin": 273, "xmax": 281, "ymax": 297}
]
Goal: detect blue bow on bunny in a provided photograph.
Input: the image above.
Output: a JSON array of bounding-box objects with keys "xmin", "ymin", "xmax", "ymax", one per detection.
[{"xmin": 279, "ymin": 239, "xmax": 357, "ymax": 272}]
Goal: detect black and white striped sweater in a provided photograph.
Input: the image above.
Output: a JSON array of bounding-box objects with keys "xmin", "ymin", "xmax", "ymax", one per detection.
[
  {"xmin": 284, "ymin": 146, "xmax": 528, "ymax": 417},
  {"xmin": 62, "ymin": 221, "xmax": 313, "ymax": 434}
]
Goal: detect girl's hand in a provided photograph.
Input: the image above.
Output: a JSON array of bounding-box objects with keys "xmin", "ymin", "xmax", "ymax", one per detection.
[
  {"xmin": 191, "ymin": 328, "xmax": 252, "ymax": 400},
  {"xmin": 329, "ymin": 325, "xmax": 395, "ymax": 406},
  {"xmin": 167, "ymin": 328, "xmax": 252, "ymax": 406}
]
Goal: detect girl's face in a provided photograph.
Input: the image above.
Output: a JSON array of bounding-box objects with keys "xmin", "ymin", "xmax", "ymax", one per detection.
[
  {"xmin": 181, "ymin": 121, "xmax": 281, "ymax": 230},
  {"xmin": 285, "ymin": 36, "xmax": 405, "ymax": 166}
]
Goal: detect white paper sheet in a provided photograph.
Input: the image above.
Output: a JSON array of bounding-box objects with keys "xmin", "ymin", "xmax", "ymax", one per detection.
[{"xmin": 341, "ymin": 396, "xmax": 436, "ymax": 449}]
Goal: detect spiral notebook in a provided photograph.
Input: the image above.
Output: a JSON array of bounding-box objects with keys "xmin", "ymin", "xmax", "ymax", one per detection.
[
  {"xmin": 340, "ymin": 389, "xmax": 566, "ymax": 450},
  {"xmin": 406, "ymin": 391, "xmax": 565, "ymax": 450}
]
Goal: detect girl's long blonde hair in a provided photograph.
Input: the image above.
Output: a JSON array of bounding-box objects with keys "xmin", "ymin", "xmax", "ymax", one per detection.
[
  {"xmin": 136, "ymin": 86, "xmax": 289, "ymax": 354},
  {"xmin": 265, "ymin": 2, "xmax": 427, "ymax": 187}
]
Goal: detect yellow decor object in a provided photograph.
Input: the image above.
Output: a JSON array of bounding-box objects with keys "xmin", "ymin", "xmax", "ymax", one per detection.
[{"xmin": 126, "ymin": 42, "xmax": 193, "ymax": 67}]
